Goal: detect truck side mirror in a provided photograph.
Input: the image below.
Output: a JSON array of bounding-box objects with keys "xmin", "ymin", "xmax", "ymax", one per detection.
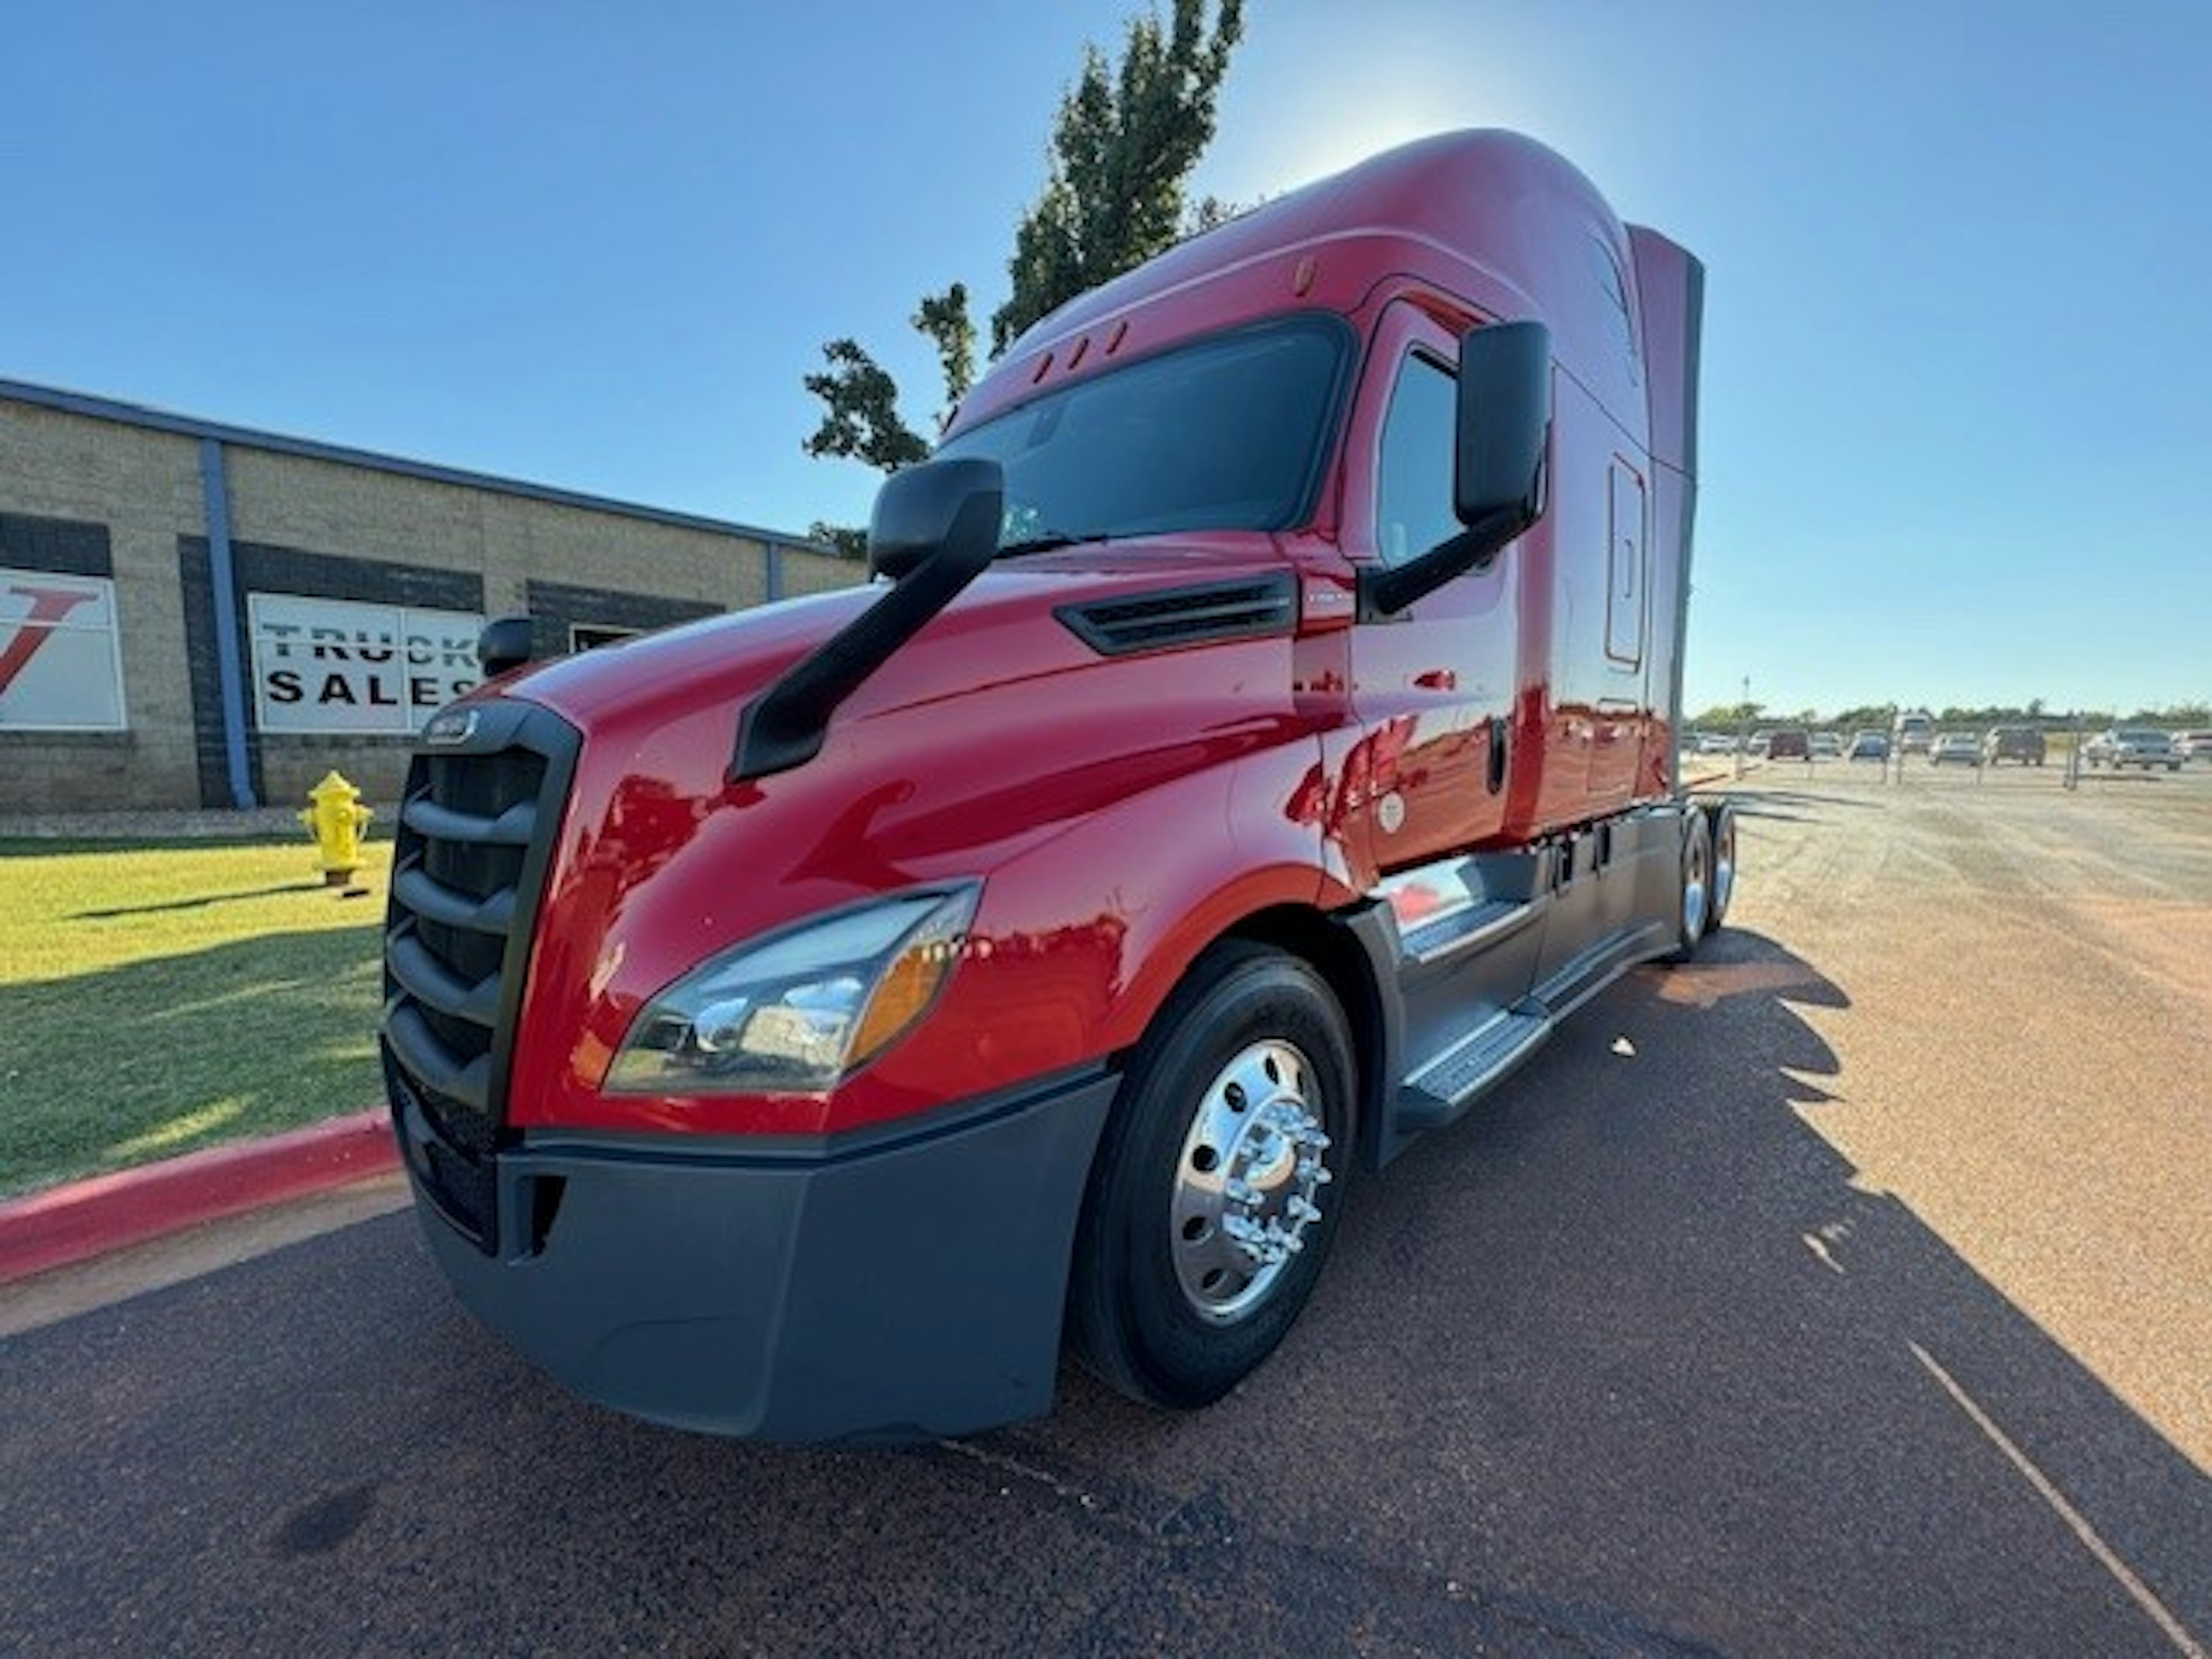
[
  {"xmin": 478, "ymin": 614, "xmax": 537, "ymax": 676},
  {"xmin": 869, "ymin": 457, "xmax": 1005, "ymax": 584},
  {"xmin": 732, "ymin": 457, "xmax": 1005, "ymax": 781},
  {"xmin": 1453, "ymin": 319, "xmax": 1551, "ymax": 540},
  {"xmin": 1360, "ymin": 319, "xmax": 1552, "ymax": 620}
]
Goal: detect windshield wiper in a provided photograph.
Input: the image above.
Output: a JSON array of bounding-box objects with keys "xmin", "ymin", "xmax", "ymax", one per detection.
[{"xmin": 997, "ymin": 529, "xmax": 1114, "ymax": 558}]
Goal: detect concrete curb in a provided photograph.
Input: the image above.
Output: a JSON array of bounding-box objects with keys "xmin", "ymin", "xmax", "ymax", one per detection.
[{"xmin": 0, "ymin": 1109, "xmax": 398, "ymax": 1287}]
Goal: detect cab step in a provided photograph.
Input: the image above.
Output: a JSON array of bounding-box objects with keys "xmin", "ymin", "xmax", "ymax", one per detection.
[{"xmin": 1395, "ymin": 1001, "xmax": 1553, "ymax": 1132}]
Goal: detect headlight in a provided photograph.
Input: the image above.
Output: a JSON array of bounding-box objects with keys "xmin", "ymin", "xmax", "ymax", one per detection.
[{"xmin": 604, "ymin": 887, "xmax": 979, "ymax": 1096}]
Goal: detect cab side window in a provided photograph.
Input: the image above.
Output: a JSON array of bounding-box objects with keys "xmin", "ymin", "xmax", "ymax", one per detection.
[
  {"xmin": 1588, "ymin": 234, "xmax": 1639, "ymax": 385},
  {"xmin": 1374, "ymin": 353, "xmax": 1459, "ymax": 567}
]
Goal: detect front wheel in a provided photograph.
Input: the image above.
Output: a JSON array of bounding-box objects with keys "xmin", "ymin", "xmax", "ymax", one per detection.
[{"xmin": 1068, "ymin": 944, "xmax": 1354, "ymax": 1409}]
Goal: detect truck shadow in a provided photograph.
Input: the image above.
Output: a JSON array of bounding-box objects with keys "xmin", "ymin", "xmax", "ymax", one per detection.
[
  {"xmin": 1010, "ymin": 923, "xmax": 2212, "ymax": 1653},
  {"xmin": 1720, "ymin": 786, "xmax": 1887, "ymax": 820}
]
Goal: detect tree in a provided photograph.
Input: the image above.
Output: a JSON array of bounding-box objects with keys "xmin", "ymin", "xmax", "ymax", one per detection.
[
  {"xmin": 801, "ymin": 339, "xmax": 930, "ymax": 476},
  {"xmin": 801, "ymin": 0, "xmax": 1247, "ymax": 551},
  {"xmin": 912, "ymin": 283, "xmax": 977, "ymax": 415},
  {"xmin": 990, "ymin": 0, "xmax": 1245, "ymax": 353}
]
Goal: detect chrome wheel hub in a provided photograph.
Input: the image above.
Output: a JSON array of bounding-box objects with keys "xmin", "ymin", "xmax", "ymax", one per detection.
[
  {"xmin": 1681, "ymin": 827, "xmax": 1716, "ymax": 942},
  {"xmin": 1683, "ymin": 828, "xmax": 1710, "ymax": 938},
  {"xmin": 1170, "ymin": 1039, "xmax": 1334, "ymax": 1323}
]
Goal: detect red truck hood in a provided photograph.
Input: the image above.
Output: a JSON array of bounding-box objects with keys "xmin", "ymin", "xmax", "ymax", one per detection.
[
  {"xmin": 503, "ymin": 532, "xmax": 1284, "ymax": 737},
  {"xmin": 469, "ymin": 532, "xmax": 1343, "ymax": 1131}
]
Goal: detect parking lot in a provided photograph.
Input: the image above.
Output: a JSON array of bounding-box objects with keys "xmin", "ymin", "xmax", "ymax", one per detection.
[{"xmin": 4, "ymin": 764, "xmax": 2208, "ymax": 1657}]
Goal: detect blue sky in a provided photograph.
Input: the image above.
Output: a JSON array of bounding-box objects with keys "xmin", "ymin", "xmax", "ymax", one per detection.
[{"xmin": 6, "ymin": 1, "xmax": 2206, "ymax": 717}]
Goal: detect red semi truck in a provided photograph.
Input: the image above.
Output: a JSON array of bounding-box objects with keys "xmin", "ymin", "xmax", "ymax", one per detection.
[{"xmin": 381, "ymin": 130, "xmax": 1733, "ymax": 1442}]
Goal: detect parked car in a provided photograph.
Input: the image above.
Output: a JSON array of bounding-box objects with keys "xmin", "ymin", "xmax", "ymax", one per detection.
[
  {"xmin": 1847, "ymin": 729, "xmax": 1889, "ymax": 762},
  {"xmin": 1747, "ymin": 730, "xmax": 1774, "ymax": 759},
  {"xmin": 2173, "ymin": 730, "xmax": 2212, "ymax": 763},
  {"xmin": 1983, "ymin": 725, "xmax": 2047, "ymax": 766},
  {"xmin": 2084, "ymin": 729, "xmax": 2181, "ymax": 771},
  {"xmin": 1929, "ymin": 732, "xmax": 1983, "ymax": 767},
  {"xmin": 1697, "ymin": 732, "xmax": 1739, "ymax": 756},
  {"xmin": 1809, "ymin": 731, "xmax": 1843, "ymax": 760},
  {"xmin": 1766, "ymin": 729, "xmax": 1811, "ymax": 761},
  {"xmin": 1893, "ymin": 710, "xmax": 1935, "ymax": 753}
]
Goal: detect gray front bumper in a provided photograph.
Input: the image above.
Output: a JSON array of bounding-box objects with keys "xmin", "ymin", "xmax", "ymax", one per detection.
[{"xmin": 398, "ymin": 1072, "xmax": 1116, "ymax": 1443}]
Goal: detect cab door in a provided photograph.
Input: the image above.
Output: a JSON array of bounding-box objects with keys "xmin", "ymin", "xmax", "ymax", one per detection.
[{"xmin": 1343, "ymin": 302, "xmax": 1520, "ymax": 874}]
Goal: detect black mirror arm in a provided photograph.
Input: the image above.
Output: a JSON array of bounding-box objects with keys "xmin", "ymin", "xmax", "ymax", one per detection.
[
  {"xmin": 729, "ymin": 553, "xmax": 975, "ymax": 782},
  {"xmin": 729, "ymin": 462, "xmax": 1002, "ymax": 783},
  {"xmin": 1355, "ymin": 507, "xmax": 1528, "ymax": 622}
]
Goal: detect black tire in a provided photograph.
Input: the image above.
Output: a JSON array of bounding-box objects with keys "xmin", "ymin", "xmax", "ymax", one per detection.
[
  {"xmin": 1664, "ymin": 808, "xmax": 1714, "ymax": 963},
  {"xmin": 1706, "ymin": 803, "xmax": 1737, "ymax": 933},
  {"xmin": 1067, "ymin": 942, "xmax": 1354, "ymax": 1410}
]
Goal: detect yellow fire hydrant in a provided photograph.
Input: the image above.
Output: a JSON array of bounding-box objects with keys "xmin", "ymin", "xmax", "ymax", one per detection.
[{"xmin": 301, "ymin": 771, "xmax": 374, "ymax": 887}]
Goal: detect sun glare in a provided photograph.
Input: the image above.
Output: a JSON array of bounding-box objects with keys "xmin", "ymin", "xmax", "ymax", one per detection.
[{"xmin": 1211, "ymin": 45, "xmax": 1568, "ymax": 201}]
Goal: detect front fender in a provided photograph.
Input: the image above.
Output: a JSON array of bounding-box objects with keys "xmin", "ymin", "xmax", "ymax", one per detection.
[{"xmin": 945, "ymin": 734, "xmax": 1341, "ymax": 1075}]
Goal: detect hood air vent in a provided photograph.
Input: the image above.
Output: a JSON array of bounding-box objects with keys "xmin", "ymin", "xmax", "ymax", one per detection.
[{"xmin": 1056, "ymin": 573, "xmax": 1296, "ymax": 658}]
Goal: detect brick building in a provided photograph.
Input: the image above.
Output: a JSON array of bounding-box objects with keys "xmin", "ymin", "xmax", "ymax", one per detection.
[{"xmin": 1, "ymin": 380, "xmax": 860, "ymax": 812}]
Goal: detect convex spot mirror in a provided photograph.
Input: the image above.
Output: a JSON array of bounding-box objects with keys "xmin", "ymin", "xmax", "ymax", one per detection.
[
  {"xmin": 478, "ymin": 614, "xmax": 536, "ymax": 676},
  {"xmin": 868, "ymin": 456, "xmax": 1006, "ymax": 584}
]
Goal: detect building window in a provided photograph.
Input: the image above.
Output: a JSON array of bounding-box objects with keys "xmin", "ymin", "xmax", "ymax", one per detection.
[{"xmin": 570, "ymin": 623, "xmax": 639, "ymax": 652}]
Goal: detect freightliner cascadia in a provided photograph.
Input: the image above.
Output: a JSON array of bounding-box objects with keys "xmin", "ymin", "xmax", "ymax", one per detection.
[{"xmin": 381, "ymin": 130, "xmax": 1733, "ymax": 1442}]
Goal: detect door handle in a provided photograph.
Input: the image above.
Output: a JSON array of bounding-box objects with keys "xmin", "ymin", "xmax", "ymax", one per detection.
[{"xmin": 1413, "ymin": 669, "xmax": 1457, "ymax": 691}]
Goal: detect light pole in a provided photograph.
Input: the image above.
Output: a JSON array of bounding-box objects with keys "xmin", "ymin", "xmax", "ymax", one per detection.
[{"xmin": 1735, "ymin": 675, "xmax": 1749, "ymax": 778}]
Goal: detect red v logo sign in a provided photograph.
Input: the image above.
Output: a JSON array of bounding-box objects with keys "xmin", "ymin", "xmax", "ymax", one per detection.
[{"xmin": 0, "ymin": 585, "xmax": 100, "ymax": 698}]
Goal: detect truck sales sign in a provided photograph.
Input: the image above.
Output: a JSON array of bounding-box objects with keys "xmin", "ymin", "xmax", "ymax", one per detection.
[
  {"xmin": 248, "ymin": 594, "xmax": 484, "ymax": 734},
  {"xmin": 1, "ymin": 568, "xmax": 127, "ymax": 730}
]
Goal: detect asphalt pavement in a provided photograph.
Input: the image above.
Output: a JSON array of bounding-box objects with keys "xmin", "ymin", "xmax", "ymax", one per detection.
[{"xmin": 3, "ymin": 762, "xmax": 2208, "ymax": 1657}]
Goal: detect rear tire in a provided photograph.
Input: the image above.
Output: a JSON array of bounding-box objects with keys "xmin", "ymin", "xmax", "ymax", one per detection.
[
  {"xmin": 1067, "ymin": 943, "xmax": 1354, "ymax": 1410},
  {"xmin": 1706, "ymin": 803, "xmax": 1737, "ymax": 932},
  {"xmin": 1665, "ymin": 809, "xmax": 1714, "ymax": 963}
]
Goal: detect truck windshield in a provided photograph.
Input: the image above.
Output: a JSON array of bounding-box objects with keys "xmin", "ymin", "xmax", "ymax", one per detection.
[{"xmin": 935, "ymin": 316, "xmax": 1351, "ymax": 553}]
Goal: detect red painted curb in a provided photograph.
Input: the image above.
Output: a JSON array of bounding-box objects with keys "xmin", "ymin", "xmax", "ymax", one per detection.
[{"xmin": 0, "ymin": 1109, "xmax": 399, "ymax": 1286}]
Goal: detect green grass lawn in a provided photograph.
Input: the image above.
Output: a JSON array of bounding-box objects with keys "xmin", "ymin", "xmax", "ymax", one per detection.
[{"xmin": 0, "ymin": 835, "xmax": 393, "ymax": 1199}]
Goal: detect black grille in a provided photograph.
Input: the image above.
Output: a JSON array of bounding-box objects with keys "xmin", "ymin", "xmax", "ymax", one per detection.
[
  {"xmin": 381, "ymin": 704, "xmax": 577, "ymax": 1248},
  {"xmin": 1056, "ymin": 574, "xmax": 1296, "ymax": 657}
]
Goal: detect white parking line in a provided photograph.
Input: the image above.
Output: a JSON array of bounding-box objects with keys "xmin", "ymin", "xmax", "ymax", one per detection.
[{"xmin": 1910, "ymin": 1340, "xmax": 2206, "ymax": 1659}]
